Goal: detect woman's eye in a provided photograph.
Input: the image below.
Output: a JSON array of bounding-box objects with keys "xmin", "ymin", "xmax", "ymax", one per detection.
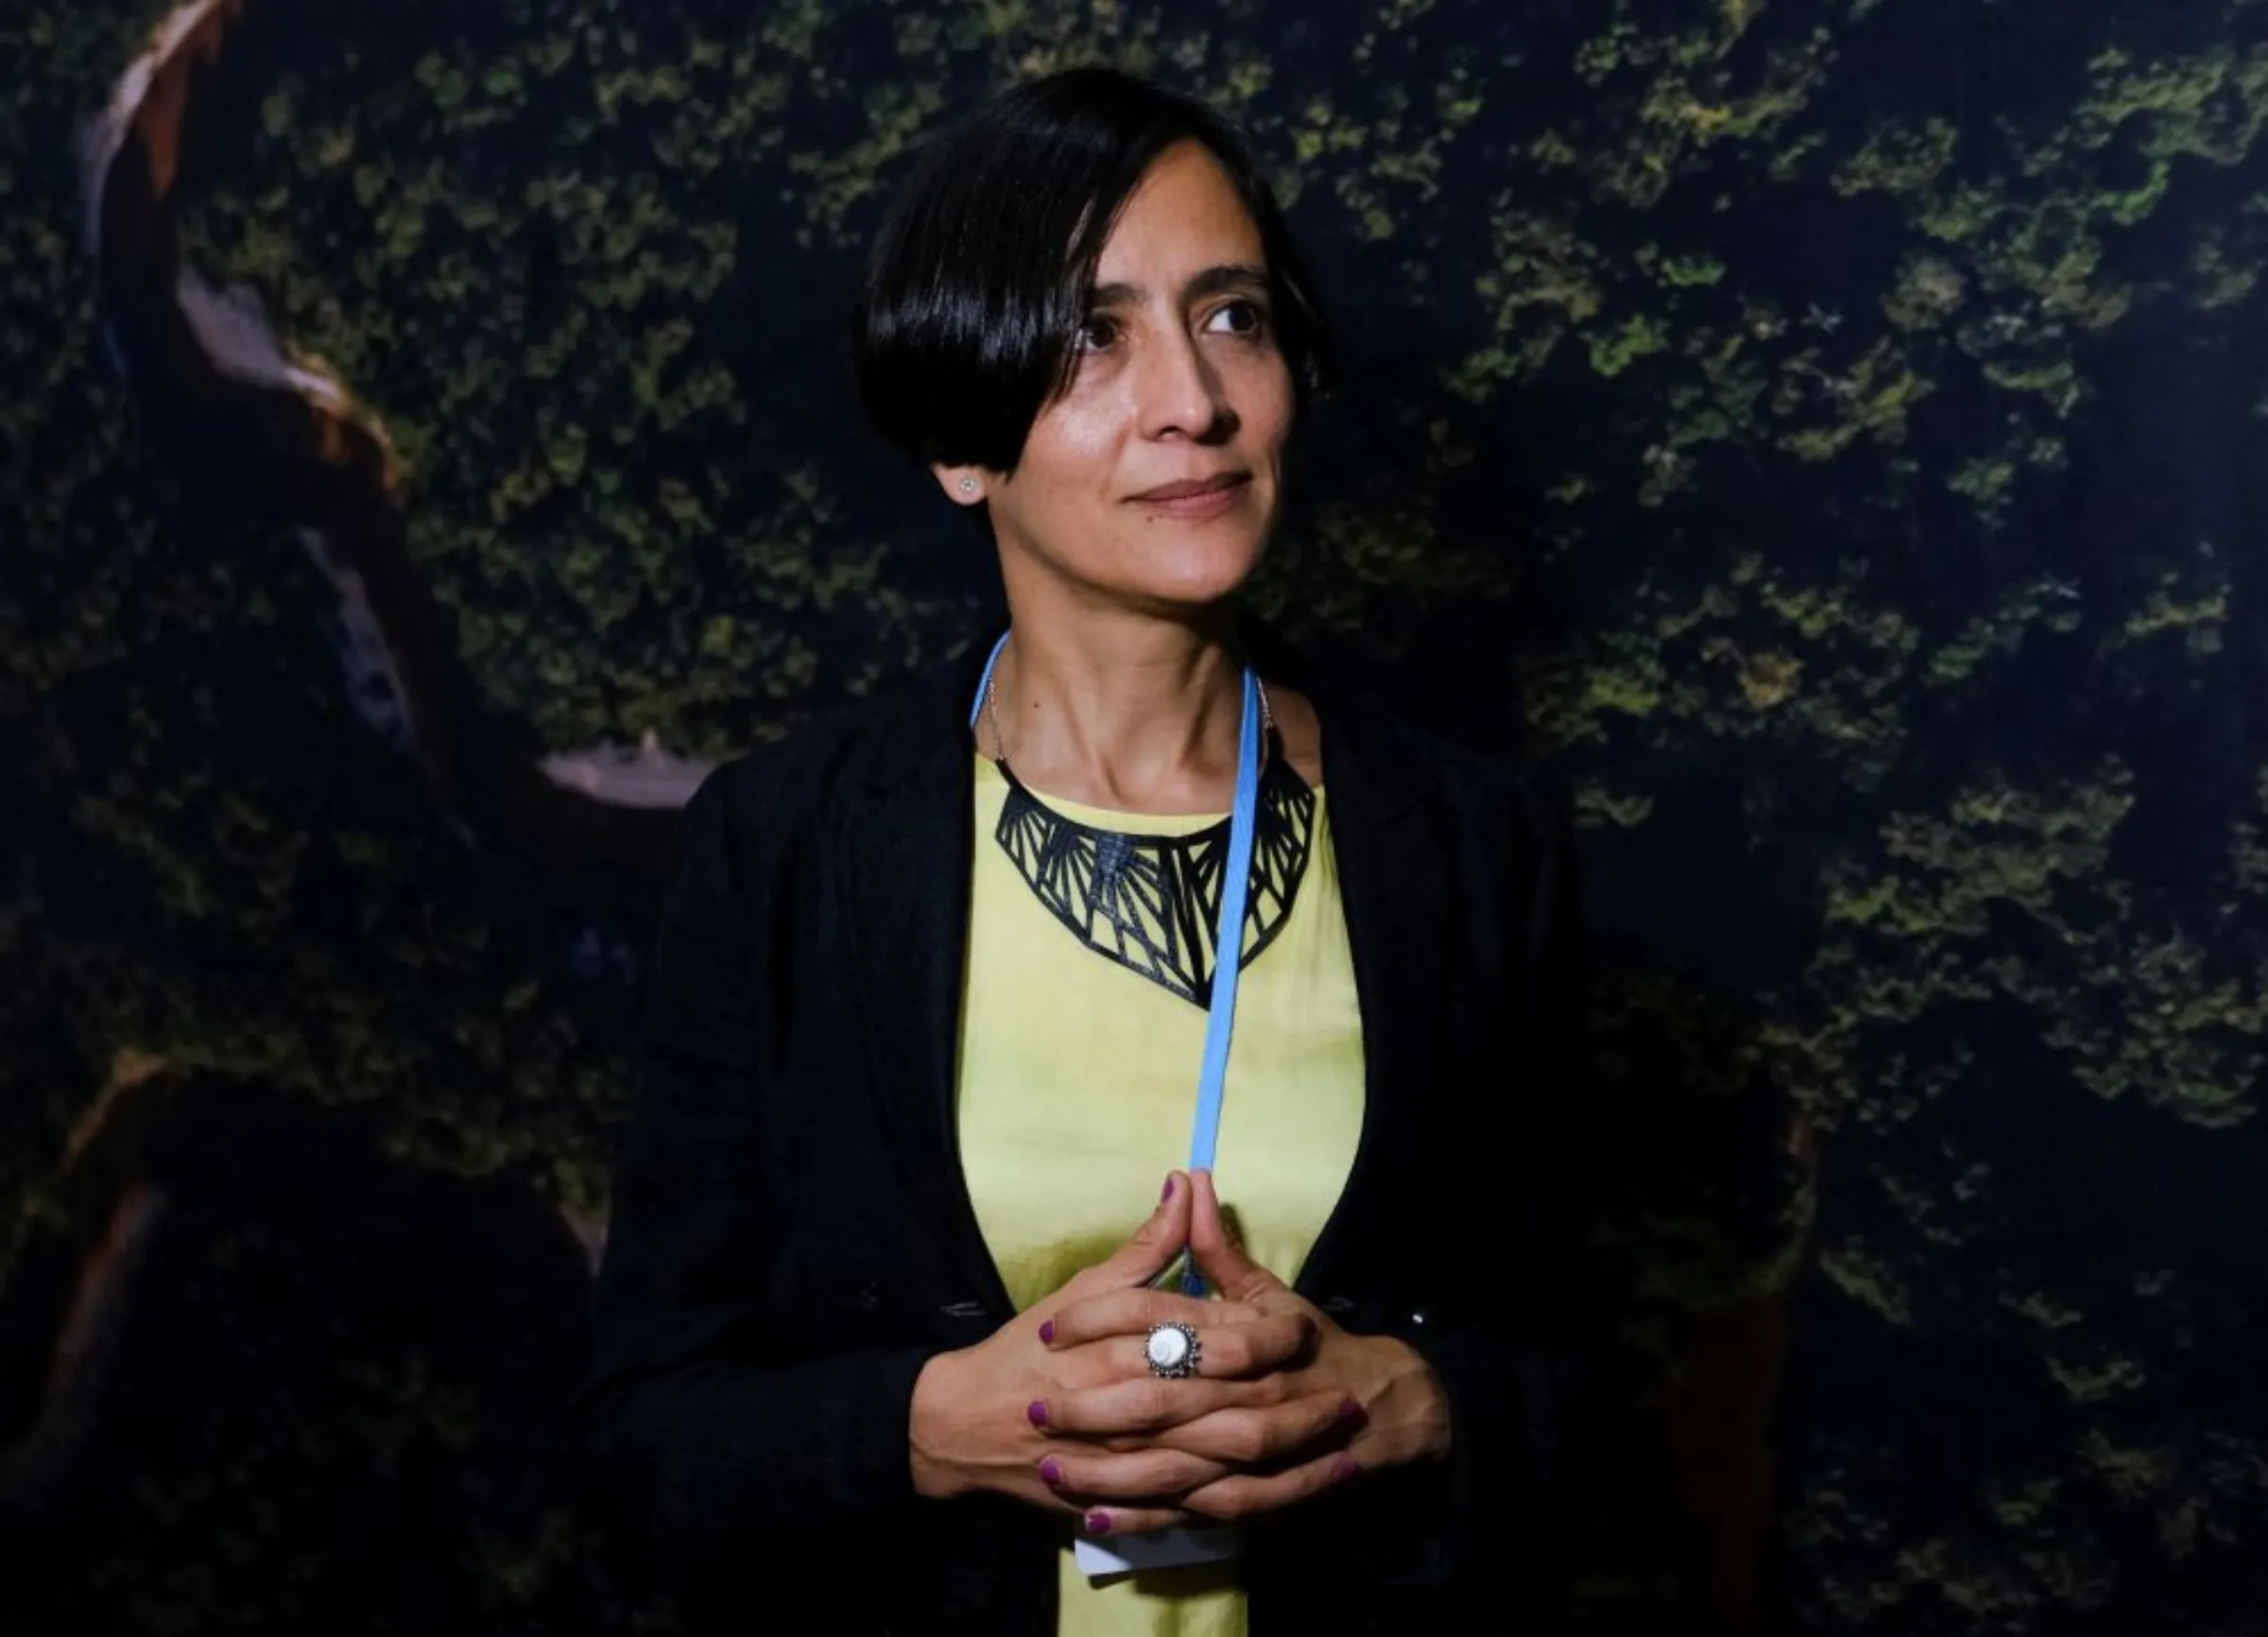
[
  {"xmin": 1206, "ymin": 300, "xmax": 1267, "ymax": 337},
  {"xmin": 1074, "ymin": 314, "xmax": 1120, "ymax": 352}
]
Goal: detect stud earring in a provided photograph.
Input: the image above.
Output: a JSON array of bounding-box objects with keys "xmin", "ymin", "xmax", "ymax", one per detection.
[{"xmin": 958, "ymin": 478, "xmax": 977, "ymax": 494}]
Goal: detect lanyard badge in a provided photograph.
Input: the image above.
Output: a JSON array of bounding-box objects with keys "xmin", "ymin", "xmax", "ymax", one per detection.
[
  {"xmin": 971, "ymin": 631, "xmax": 1260, "ymax": 1577},
  {"xmin": 970, "ymin": 631, "xmax": 1260, "ymax": 1298}
]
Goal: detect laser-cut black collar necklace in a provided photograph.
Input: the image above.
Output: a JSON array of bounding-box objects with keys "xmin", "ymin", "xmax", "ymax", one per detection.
[{"xmin": 980, "ymin": 663, "xmax": 1318, "ymax": 1008}]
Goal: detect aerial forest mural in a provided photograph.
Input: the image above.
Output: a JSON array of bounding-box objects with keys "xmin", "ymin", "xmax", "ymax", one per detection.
[{"xmin": 3, "ymin": 0, "xmax": 2264, "ymax": 1631}]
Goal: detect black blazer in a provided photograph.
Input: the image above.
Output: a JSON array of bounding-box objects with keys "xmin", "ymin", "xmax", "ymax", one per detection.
[{"xmin": 570, "ymin": 625, "xmax": 1593, "ymax": 1636}]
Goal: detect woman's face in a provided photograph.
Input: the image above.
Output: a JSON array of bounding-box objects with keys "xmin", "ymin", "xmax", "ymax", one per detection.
[{"xmin": 941, "ymin": 139, "xmax": 1296, "ymax": 616}]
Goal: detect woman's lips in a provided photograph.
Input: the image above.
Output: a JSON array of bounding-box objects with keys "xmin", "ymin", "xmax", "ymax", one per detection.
[{"xmin": 1129, "ymin": 474, "xmax": 1250, "ymax": 522}]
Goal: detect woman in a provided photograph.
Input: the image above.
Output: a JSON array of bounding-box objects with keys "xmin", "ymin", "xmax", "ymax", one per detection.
[{"xmin": 573, "ymin": 65, "xmax": 1591, "ymax": 1637}]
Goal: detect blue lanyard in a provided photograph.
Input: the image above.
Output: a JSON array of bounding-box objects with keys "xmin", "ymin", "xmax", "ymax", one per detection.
[{"xmin": 970, "ymin": 631, "xmax": 1262, "ymax": 1295}]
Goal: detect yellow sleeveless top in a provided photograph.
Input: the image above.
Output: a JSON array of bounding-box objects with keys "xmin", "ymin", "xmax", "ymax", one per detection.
[{"xmin": 954, "ymin": 753, "xmax": 1366, "ymax": 1637}]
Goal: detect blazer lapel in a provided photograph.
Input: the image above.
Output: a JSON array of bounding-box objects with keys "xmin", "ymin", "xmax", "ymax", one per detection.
[
  {"xmin": 1293, "ymin": 680, "xmax": 1447, "ymax": 1303},
  {"xmin": 836, "ymin": 642, "xmax": 1018, "ymax": 1318}
]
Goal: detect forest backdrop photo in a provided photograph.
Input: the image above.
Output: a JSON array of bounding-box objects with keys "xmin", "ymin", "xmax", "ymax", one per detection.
[{"xmin": 4, "ymin": 0, "xmax": 2266, "ymax": 1632}]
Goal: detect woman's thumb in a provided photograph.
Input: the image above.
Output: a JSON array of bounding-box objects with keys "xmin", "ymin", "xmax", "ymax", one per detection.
[
  {"xmin": 1065, "ymin": 1171, "xmax": 1191, "ymax": 1297},
  {"xmin": 1189, "ymin": 1169, "xmax": 1275, "ymax": 1300}
]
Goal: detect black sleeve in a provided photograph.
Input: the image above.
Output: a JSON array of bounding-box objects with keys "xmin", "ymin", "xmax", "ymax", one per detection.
[
  {"xmin": 565, "ymin": 763, "xmax": 950, "ymax": 1599},
  {"xmin": 1341, "ymin": 774, "xmax": 1596, "ymax": 1601}
]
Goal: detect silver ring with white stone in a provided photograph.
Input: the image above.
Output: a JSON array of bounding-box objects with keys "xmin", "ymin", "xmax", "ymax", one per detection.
[{"xmin": 1143, "ymin": 1320, "xmax": 1201, "ymax": 1380}]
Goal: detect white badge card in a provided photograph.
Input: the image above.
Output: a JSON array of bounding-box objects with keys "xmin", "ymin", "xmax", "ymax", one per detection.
[{"xmin": 1074, "ymin": 1523, "xmax": 1244, "ymax": 1578}]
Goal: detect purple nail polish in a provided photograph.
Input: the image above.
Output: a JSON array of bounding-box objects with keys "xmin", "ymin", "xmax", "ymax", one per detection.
[
  {"xmin": 1331, "ymin": 1456, "xmax": 1362, "ymax": 1486},
  {"xmin": 1040, "ymin": 1457, "xmax": 1064, "ymax": 1488},
  {"xmin": 1039, "ymin": 1319, "xmax": 1056, "ymax": 1345},
  {"xmin": 1161, "ymin": 1175, "xmax": 1176, "ymax": 1202},
  {"xmin": 1084, "ymin": 1508, "xmax": 1112, "ymax": 1535},
  {"xmin": 1026, "ymin": 1400, "xmax": 1049, "ymax": 1429},
  {"xmin": 1337, "ymin": 1396, "xmax": 1364, "ymax": 1423}
]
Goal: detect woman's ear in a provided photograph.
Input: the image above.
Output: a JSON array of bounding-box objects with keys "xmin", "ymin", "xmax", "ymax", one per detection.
[{"xmin": 931, "ymin": 464, "xmax": 989, "ymax": 507}]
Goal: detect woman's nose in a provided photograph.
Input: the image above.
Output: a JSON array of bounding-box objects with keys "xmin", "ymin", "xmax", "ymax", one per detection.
[{"xmin": 1136, "ymin": 331, "xmax": 1233, "ymax": 442}]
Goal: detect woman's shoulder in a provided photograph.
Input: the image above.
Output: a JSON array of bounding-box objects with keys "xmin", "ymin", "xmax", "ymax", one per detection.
[
  {"xmin": 685, "ymin": 654, "xmax": 976, "ymax": 838},
  {"xmin": 1310, "ymin": 668, "xmax": 1547, "ymax": 807},
  {"xmin": 1248, "ymin": 614, "xmax": 1542, "ymax": 803},
  {"xmin": 1300, "ymin": 663, "xmax": 1575, "ymax": 915}
]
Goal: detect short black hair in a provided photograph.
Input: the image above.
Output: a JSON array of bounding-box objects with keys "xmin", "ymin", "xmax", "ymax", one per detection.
[{"xmin": 852, "ymin": 66, "xmax": 1333, "ymax": 475}]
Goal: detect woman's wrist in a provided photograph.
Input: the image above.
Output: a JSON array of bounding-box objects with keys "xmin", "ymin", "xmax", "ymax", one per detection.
[
  {"xmin": 1368, "ymin": 1334, "xmax": 1454, "ymax": 1462},
  {"xmin": 908, "ymin": 1348, "xmax": 977, "ymax": 1499}
]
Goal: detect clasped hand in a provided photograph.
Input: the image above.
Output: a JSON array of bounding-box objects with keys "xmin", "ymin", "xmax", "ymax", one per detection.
[{"xmin": 909, "ymin": 1170, "xmax": 1451, "ymax": 1535}]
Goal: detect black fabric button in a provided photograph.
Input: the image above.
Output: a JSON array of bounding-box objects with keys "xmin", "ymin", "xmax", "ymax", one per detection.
[{"xmin": 853, "ymin": 1281, "xmax": 882, "ymax": 1312}]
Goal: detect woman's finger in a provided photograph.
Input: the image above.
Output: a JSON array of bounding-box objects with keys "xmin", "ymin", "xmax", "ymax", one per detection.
[
  {"xmin": 1056, "ymin": 1172, "xmax": 1193, "ymax": 1304},
  {"xmin": 1056, "ymin": 1498, "xmax": 1198, "ymax": 1538},
  {"xmin": 1179, "ymin": 1444, "xmax": 1365, "ymax": 1522},
  {"xmin": 1187, "ymin": 1169, "xmax": 1280, "ymax": 1302},
  {"xmin": 1044, "ymin": 1286, "xmax": 1266, "ymax": 1349},
  {"xmin": 1142, "ymin": 1388, "xmax": 1355, "ymax": 1467},
  {"xmin": 1097, "ymin": 1311, "xmax": 1314, "ymax": 1381},
  {"xmin": 1041, "ymin": 1372, "xmax": 1287, "ymax": 1439},
  {"xmin": 1038, "ymin": 1444, "xmax": 1234, "ymax": 1500}
]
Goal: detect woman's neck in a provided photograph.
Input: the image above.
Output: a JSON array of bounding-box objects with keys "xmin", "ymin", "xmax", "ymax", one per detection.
[{"xmin": 984, "ymin": 604, "xmax": 1250, "ymax": 816}]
